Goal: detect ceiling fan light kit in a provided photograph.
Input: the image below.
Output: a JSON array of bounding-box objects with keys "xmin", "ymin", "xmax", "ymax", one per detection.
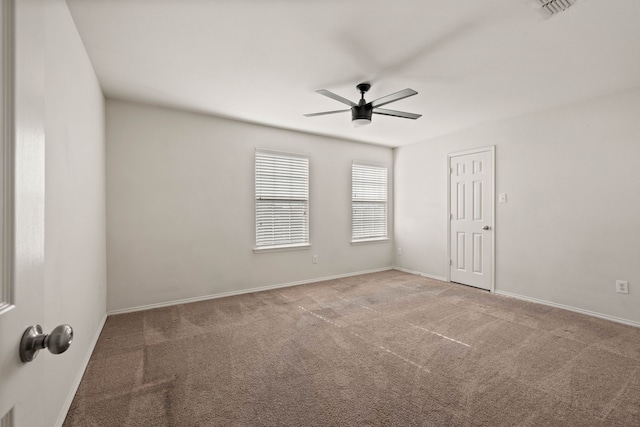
[
  {"xmin": 352, "ymin": 118, "xmax": 372, "ymax": 127},
  {"xmin": 305, "ymin": 82, "xmax": 421, "ymax": 127}
]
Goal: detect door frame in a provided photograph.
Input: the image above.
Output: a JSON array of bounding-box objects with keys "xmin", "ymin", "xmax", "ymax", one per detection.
[{"xmin": 446, "ymin": 146, "xmax": 496, "ymax": 293}]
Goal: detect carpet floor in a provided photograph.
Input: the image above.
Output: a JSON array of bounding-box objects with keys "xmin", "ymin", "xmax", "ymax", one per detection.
[{"xmin": 64, "ymin": 270, "xmax": 640, "ymax": 426}]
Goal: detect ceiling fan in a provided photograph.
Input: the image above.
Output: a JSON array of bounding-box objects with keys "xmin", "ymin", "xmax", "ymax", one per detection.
[{"xmin": 304, "ymin": 83, "xmax": 422, "ymax": 127}]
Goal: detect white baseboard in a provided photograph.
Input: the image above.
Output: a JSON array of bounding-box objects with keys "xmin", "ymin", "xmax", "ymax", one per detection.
[
  {"xmin": 108, "ymin": 267, "xmax": 394, "ymax": 315},
  {"xmin": 495, "ymin": 290, "xmax": 640, "ymax": 328},
  {"xmin": 393, "ymin": 267, "xmax": 640, "ymax": 328},
  {"xmin": 55, "ymin": 313, "xmax": 107, "ymax": 427},
  {"xmin": 393, "ymin": 266, "xmax": 447, "ymax": 282}
]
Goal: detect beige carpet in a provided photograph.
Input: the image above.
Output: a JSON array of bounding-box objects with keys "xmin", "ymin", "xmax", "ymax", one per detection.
[{"xmin": 64, "ymin": 270, "xmax": 640, "ymax": 426}]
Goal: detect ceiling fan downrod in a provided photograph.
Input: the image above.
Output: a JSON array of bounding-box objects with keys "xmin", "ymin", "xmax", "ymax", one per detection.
[{"xmin": 356, "ymin": 82, "xmax": 371, "ymax": 102}]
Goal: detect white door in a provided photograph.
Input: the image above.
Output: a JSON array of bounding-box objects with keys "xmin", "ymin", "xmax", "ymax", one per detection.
[
  {"xmin": 0, "ymin": 0, "xmax": 47, "ymax": 425},
  {"xmin": 449, "ymin": 148, "xmax": 494, "ymax": 291}
]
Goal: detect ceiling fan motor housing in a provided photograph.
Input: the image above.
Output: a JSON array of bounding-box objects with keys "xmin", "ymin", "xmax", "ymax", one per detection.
[
  {"xmin": 352, "ymin": 104, "xmax": 373, "ymax": 121},
  {"xmin": 352, "ymin": 82, "xmax": 373, "ymax": 122}
]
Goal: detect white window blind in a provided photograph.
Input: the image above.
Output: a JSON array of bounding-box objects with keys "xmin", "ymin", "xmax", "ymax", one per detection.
[
  {"xmin": 255, "ymin": 150, "xmax": 309, "ymax": 248},
  {"xmin": 352, "ymin": 162, "xmax": 388, "ymax": 241}
]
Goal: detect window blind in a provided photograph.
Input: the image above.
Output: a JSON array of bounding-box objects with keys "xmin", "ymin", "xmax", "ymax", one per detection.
[
  {"xmin": 352, "ymin": 162, "xmax": 388, "ymax": 241},
  {"xmin": 255, "ymin": 150, "xmax": 309, "ymax": 248}
]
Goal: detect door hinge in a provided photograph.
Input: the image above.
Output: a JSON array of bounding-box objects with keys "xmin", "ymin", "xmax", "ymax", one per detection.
[
  {"xmin": 450, "ymin": 167, "xmax": 453, "ymax": 174},
  {"xmin": 449, "ymin": 259, "xmax": 453, "ymax": 266},
  {"xmin": 450, "ymin": 213, "xmax": 453, "ymax": 220}
]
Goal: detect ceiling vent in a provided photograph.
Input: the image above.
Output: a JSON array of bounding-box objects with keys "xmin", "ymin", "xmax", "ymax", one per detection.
[{"xmin": 534, "ymin": 0, "xmax": 577, "ymax": 17}]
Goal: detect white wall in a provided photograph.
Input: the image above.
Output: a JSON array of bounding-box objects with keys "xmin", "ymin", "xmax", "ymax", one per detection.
[
  {"xmin": 106, "ymin": 100, "xmax": 393, "ymax": 312},
  {"xmin": 394, "ymin": 87, "xmax": 640, "ymax": 325},
  {"xmin": 44, "ymin": 1, "xmax": 106, "ymax": 425}
]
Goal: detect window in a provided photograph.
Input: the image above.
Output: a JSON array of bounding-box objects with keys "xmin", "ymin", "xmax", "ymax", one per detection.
[
  {"xmin": 352, "ymin": 162, "xmax": 388, "ymax": 242},
  {"xmin": 255, "ymin": 150, "xmax": 309, "ymax": 250}
]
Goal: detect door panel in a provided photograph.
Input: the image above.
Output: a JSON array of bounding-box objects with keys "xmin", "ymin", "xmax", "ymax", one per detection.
[
  {"xmin": 456, "ymin": 232, "xmax": 465, "ymax": 270},
  {"xmin": 473, "ymin": 233, "xmax": 482, "ymax": 273},
  {"xmin": 473, "ymin": 181, "xmax": 482, "ymax": 220},
  {"xmin": 456, "ymin": 182, "xmax": 465, "ymax": 219},
  {"xmin": 449, "ymin": 148, "xmax": 493, "ymax": 291},
  {"xmin": 0, "ymin": 0, "xmax": 46, "ymax": 425}
]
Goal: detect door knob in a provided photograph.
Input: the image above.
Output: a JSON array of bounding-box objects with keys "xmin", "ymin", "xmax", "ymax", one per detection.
[
  {"xmin": 482, "ymin": 225, "xmax": 491, "ymax": 230},
  {"xmin": 19, "ymin": 324, "xmax": 73, "ymax": 363}
]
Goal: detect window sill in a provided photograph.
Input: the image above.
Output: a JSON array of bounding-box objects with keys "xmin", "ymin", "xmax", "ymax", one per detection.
[
  {"xmin": 253, "ymin": 243, "xmax": 311, "ymax": 253},
  {"xmin": 350, "ymin": 238, "xmax": 389, "ymax": 245}
]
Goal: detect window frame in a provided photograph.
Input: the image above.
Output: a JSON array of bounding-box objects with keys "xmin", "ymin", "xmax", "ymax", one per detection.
[
  {"xmin": 254, "ymin": 149, "xmax": 310, "ymax": 253},
  {"xmin": 351, "ymin": 161, "xmax": 389, "ymax": 244}
]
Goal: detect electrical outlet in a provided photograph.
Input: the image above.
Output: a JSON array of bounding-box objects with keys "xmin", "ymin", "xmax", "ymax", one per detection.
[
  {"xmin": 312, "ymin": 255, "xmax": 318, "ymax": 264},
  {"xmin": 616, "ymin": 280, "xmax": 629, "ymax": 294},
  {"xmin": 397, "ymin": 248, "xmax": 403, "ymax": 256}
]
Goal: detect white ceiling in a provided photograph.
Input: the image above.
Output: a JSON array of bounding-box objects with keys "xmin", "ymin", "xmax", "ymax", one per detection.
[{"xmin": 66, "ymin": 0, "xmax": 640, "ymax": 147}]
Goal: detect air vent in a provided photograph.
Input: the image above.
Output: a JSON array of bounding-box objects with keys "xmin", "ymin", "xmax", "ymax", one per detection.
[{"xmin": 534, "ymin": 0, "xmax": 577, "ymax": 17}]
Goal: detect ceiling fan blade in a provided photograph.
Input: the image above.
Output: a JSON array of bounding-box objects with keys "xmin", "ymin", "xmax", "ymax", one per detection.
[
  {"xmin": 316, "ymin": 89, "xmax": 356, "ymax": 107},
  {"xmin": 370, "ymin": 89, "xmax": 418, "ymax": 109},
  {"xmin": 304, "ymin": 109, "xmax": 351, "ymax": 117},
  {"xmin": 373, "ymin": 108, "xmax": 422, "ymax": 120},
  {"xmin": 334, "ymin": 20, "xmax": 479, "ymax": 84}
]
